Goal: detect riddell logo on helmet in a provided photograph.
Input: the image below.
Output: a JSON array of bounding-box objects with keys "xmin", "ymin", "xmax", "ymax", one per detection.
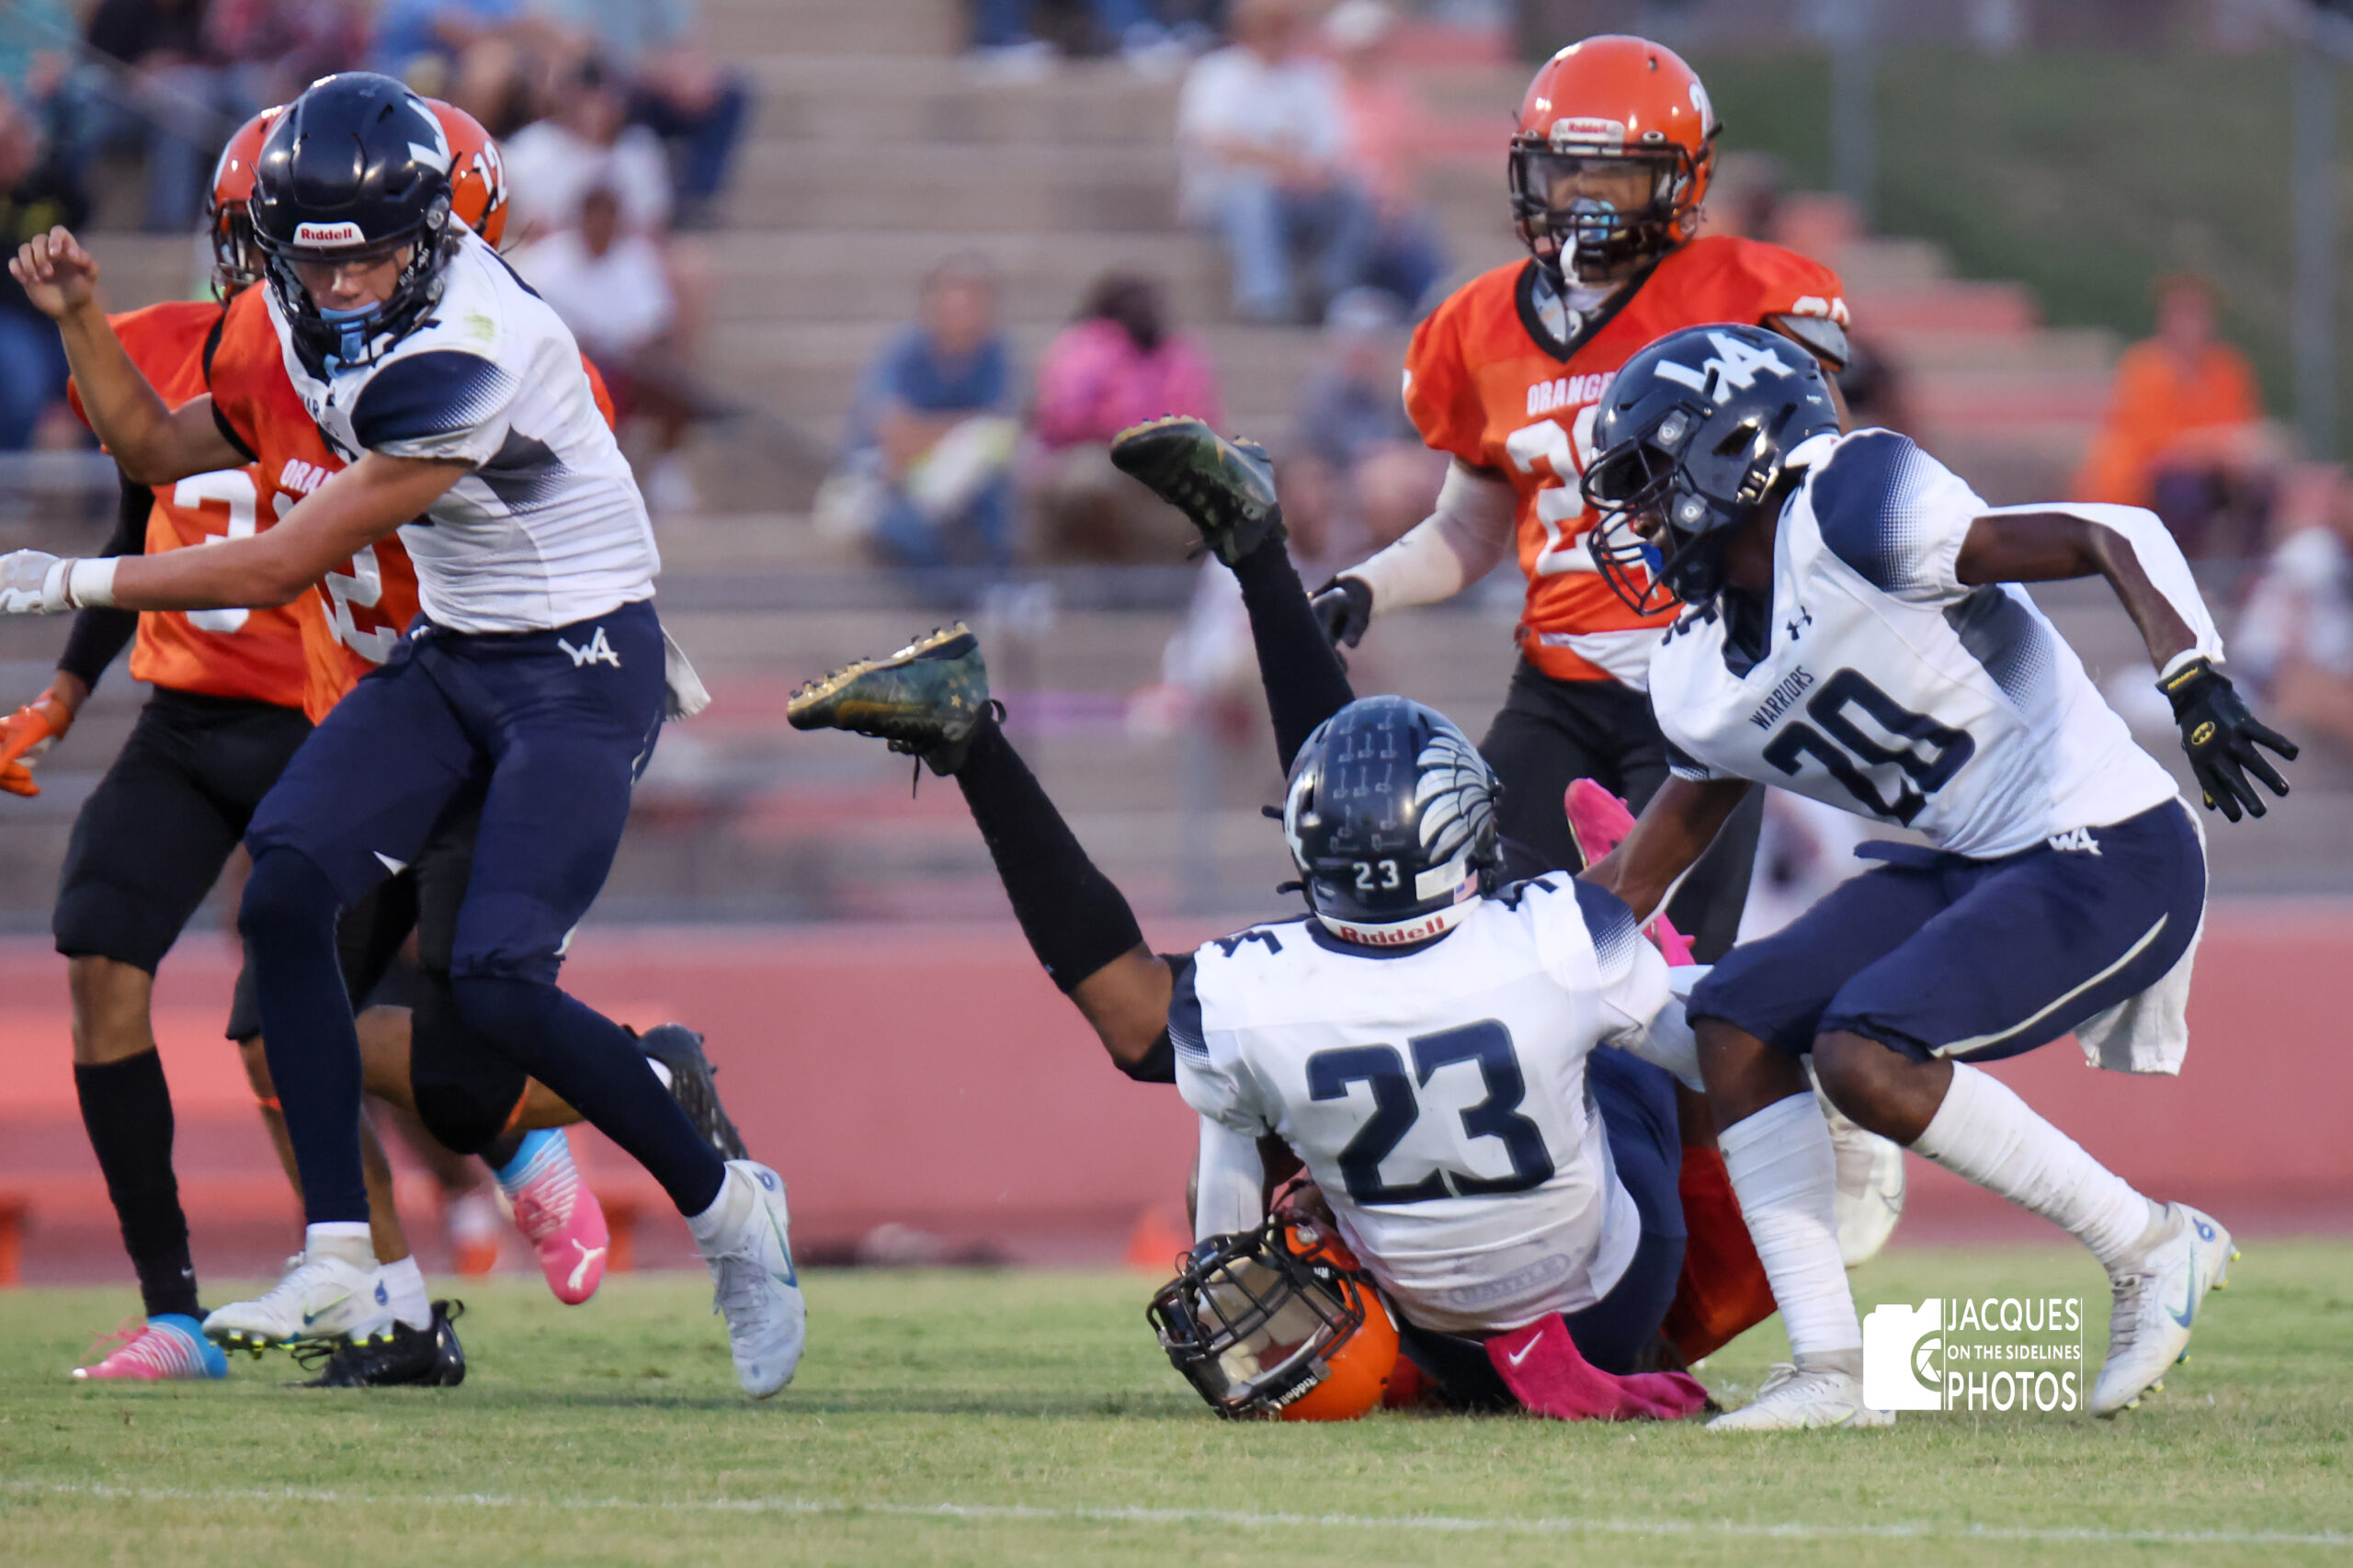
[
  {"xmin": 1548, "ymin": 117, "xmax": 1626, "ymax": 147},
  {"xmin": 294, "ymin": 221, "xmax": 368, "ymax": 246}
]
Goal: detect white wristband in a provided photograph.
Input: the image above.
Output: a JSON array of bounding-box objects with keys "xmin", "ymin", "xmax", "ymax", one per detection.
[{"xmin": 63, "ymin": 557, "xmax": 119, "ymax": 610}]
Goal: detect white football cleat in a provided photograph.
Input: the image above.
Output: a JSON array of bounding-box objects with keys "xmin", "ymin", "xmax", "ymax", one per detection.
[
  {"xmin": 2093, "ymin": 1202, "xmax": 2234, "ymax": 1417},
  {"xmin": 202, "ymin": 1251, "xmax": 391, "ymax": 1352},
  {"xmin": 698, "ymin": 1161, "xmax": 808, "ymax": 1398},
  {"xmin": 1707, "ymin": 1362, "xmax": 1895, "ymax": 1433}
]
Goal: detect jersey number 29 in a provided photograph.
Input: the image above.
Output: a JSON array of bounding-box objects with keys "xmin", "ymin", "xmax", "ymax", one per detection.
[{"xmin": 1306, "ymin": 1021, "xmax": 1554, "ymax": 1205}]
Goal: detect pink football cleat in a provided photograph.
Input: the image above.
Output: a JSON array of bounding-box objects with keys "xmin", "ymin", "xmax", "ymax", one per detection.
[
  {"xmin": 71, "ymin": 1313, "xmax": 226, "ymax": 1381},
  {"xmin": 1563, "ymin": 778, "xmax": 1697, "ymax": 967},
  {"xmin": 499, "ymin": 1130, "xmax": 610, "ymax": 1305}
]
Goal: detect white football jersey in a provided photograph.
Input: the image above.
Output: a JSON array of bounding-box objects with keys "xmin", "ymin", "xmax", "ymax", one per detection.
[
  {"xmin": 1649, "ymin": 429, "xmax": 2178, "ymax": 859},
  {"xmin": 270, "ymin": 228, "xmax": 660, "ymax": 633},
  {"xmin": 1173, "ymin": 877, "xmax": 1684, "ymax": 1335}
]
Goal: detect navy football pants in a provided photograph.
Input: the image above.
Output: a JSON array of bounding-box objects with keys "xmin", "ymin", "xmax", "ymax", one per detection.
[{"xmin": 241, "ymin": 600, "xmax": 725, "ymax": 1224}]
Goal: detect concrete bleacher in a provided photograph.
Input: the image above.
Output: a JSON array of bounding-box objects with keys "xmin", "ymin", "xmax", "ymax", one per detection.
[{"xmin": 29, "ymin": 0, "xmax": 2331, "ymax": 930}]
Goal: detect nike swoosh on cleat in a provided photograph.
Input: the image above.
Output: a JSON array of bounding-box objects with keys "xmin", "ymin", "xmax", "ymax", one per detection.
[
  {"xmin": 2168, "ymin": 1264, "xmax": 2200, "ymax": 1330},
  {"xmin": 566, "ymin": 1243, "xmax": 607, "ymax": 1295},
  {"xmin": 767, "ymin": 1210, "xmax": 799, "ymax": 1289},
  {"xmin": 301, "ymin": 1294, "xmax": 350, "ymax": 1328}
]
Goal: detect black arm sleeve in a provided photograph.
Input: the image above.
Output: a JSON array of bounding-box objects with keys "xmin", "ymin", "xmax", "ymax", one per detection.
[
  {"xmin": 53, "ymin": 471, "xmax": 150, "ymax": 693},
  {"xmin": 1111, "ymin": 952, "xmax": 1191, "ymax": 1085}
]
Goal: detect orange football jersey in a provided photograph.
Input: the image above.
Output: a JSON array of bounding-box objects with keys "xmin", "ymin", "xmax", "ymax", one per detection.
[
  {"xmin": 1403, "ymin": 236, "xmax": 1848, "ymax": 684},
  {"xmin": 207, "ymin": 289, "xmax": 622, "ymax": 722},
  {"xmin": 65, "ymin": 301, "xmax": 309, "ymax": 708}
]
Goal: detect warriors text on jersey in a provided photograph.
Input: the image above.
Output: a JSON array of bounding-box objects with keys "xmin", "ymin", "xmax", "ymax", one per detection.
[
  {"xmin": 1650, "ymin": 428, "xmax": 2180, "ymax": 859},
  {"xmin": 210, "ymin": 284, "xmax": 623, "ymax": 721},
  {"xmin": 267, "ymin": 227, "xmax": 656, "ymax": 633},
  {"xmin": 1171, "ymin": 878, "xmax": 1684, "ymax": 1335},
  {"xmin": 1404, "ymin": 237, "xmax": 1848, "ymax": 686},
  {"xmin": 66, "ymin": 301, "xmax": 309, "ymax": 708}
]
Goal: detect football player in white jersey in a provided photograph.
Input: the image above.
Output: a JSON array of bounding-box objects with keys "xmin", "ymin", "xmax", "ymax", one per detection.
[
  {"xmin": 0, "ymin": 73, "xmax": 802, "ymax": 1399},
  {"xmin": 1573, "ymin": 323, "xmax": 2297, "ymax": 1430},
  {"xmin": 790, "ymin": 631, "xmax": 1725, "ymax": 1417}
]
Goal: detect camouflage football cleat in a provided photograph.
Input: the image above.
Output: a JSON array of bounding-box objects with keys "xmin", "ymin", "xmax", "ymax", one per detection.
[
  {"xmin": 786, "ymin": 622, "xmax": 995, "ymax": 774},
  {"xmin": 1108, "ymin": 415, "xmax": 1285, "ymax": 566}
]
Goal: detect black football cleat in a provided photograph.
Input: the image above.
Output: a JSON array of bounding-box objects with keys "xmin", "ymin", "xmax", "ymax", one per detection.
[
  {"xmin": 291, "ymin": 1301, "xmax": 466, "ymax": 1389},
  {"xmin": 1108, "ymin": 415, "xmax": 1285, "ymax": 565},
  {"xmin": 786, "ymin": 622, "xmax": 996, "ymax": 775},
  {"xmin": 639, "ymin": 1023, "xmax": 749, "ymax": 1162}
]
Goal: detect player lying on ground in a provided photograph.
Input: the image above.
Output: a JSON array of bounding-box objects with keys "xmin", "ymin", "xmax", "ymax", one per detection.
[
  {"xmin": 2, "ymin": 73, "xmax": 801, "ymax": 1398},
  {"xmin": 0, "ymin": 104, "xmax": 746, "ymax": 1388},
  {"xmin": 1571, "ymin": 323, "xmax": 2297, "ymax": 1427},
  {"xmin": 793, "ymin": 649, "xmax": 1724, "ymax": 1419}
]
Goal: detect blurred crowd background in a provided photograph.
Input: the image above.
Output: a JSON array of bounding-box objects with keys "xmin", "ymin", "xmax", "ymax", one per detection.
[{"xmin": 1, "ymin": 0, "xmax": 2351, "ymax": 937}]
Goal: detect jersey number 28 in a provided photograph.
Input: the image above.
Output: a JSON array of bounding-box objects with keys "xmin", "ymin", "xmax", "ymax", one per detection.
[{"xmin": 1305, "ymin": 1021, "xmax": 1554, "ymax": 1205}]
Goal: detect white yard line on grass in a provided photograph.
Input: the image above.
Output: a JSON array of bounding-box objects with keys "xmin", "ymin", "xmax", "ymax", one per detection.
[{"xmin": 9, "ymin": 1479, "xmax": 2352, "ymax": 1550}]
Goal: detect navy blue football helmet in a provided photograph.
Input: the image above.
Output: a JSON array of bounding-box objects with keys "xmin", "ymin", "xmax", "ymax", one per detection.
[
  {"xmin": 1282, "ymin": 697, "xmax": 1501, "ymax": 947},
  {"xmin": 250, "ymin": 73, "xmax": 456, "ymax": 372},
  {"xmin": 1581, "ymin": 323, "xmax": 1840, "ymax": 613}
]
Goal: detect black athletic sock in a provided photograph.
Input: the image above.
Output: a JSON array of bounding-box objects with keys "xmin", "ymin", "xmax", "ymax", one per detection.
[
  {"xmin": 953, "ymin": 718, "xmax": 1145, "ymax": 993},
  {"xmin": 1227, "ymin": 534, "xmax": 1358, "ymax": 773},
  {"xmin": 74, "ymin": 1051, "xmax": 200, "ymax": 1320},
  {"xmin": 242, "ymin": 846, "xmax": 372, "ymax": 1224},
  {"xmin": 450, "ymin": 975, "xmax": 725, "ymax": 1217}
]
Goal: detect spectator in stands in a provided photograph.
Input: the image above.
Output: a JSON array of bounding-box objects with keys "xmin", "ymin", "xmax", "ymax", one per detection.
[
  {"xmin": 515, "ymin": 185, "xmax": 704, "ymax": 515},
  {"xmin": 0, "ymin": 1, "xmax": 74, "ymax": 134},
  {"xmin": 1291, "ymin": 286, "xmax": 1440, "ymax": 548},
  {"xmin": 1321, "ymin": 0, "xmax": 1444, "ymax": 313},
  {"xmin": 63, "ymin": 0, "xmax": 256, "ymax": 232},
  {"xmin": 1026, "ymin": 271, "xmax": 1222, "ymax": 562},
  {"xmin": 826, "ymin": 254, "xmax": 1020, "ymax": 572},
  {"xmin": 966, "ymin": 0, "xmax": 1186, "ymax": 79},
  {"xmin": 529, "ymin": 0, "xmax": 749, "ymax": 229},
  {"xmin": 0, "ymin": 84, "xmax": 85, "ymax": 449},
  {"xmin": 501, "ymin": 54, "xmax": 672, "ymax": 242},
  {"xmin": 206, "ymin": 0, "xmax": 369, "ymax": 108},
  {"xmin": 1176, "ymin": 0, "xmax": 1373, "ymax": 324},
  {"xmin": 2074, "ymin": 271, "xmax": 2283, "ymax": 559},
  {"xmin": 372, "ymin": 0, "xmax": 563, "ymax": 131},
  {"xmin": 2234, "ymin": 463, "xmax": 2353, "ymax": 761}
]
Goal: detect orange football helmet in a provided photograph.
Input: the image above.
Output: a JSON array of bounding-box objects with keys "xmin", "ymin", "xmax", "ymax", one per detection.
[
  {"xmin": 1148, "ymin": 1218, "xmax": 1399, "ymax": 1422},
  {"xmin": 208, "ymin": 106, "xmax": 282, "ymax": 296},
  {"xmin": 1508, "ymin": 35, "xmax": 1718, "ymax": 282},
  {"xmin": 427, "ymin": 98, "xmax": 509, "ymax": 248}
]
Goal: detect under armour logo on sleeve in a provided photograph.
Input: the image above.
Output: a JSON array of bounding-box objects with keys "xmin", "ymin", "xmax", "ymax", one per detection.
[{"xmin": 558, "ymin": 627, "xmax": 621, "ymax": 668}]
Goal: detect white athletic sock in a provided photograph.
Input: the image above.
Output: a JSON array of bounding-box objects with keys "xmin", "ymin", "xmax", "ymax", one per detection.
[
  {"xmin": 686, "ymin": 1162, "xmax": 749, "ymax": 1248},
  {"xmin": 1907, "ymin": 1062, "xmax": 2161, "ymax": 1270},
  {"xmin": 303, "ymin": 1221, "xmax": 376, "ymax": 1270},
  {"xmin": 1719, "ymin": 1093, "xmax": 1862, "ymax": 1358},
  {"xmin": 378, "ymin": 1256, "xmax": 432, "ymax": 1331}
]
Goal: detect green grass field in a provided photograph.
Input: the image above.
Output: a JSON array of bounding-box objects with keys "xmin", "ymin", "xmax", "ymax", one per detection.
[{"xmin": 3, "ymin": 1241, "xmax": 2348, "ymax": 1567}]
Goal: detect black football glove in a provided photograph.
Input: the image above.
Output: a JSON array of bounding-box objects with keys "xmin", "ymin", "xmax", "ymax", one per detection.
[
  {"xmin": 2158, "ymin": 655, "xmax": 2298, "ymax": 822},
  {"xmin": 1310, "ymin": 575, "xmax": 1373, "ymax": 649}
]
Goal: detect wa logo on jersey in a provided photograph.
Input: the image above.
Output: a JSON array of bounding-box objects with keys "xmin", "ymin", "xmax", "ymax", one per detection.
[
  {"xmin": 1863, "ymin": 1294, "xmax": 2085, "ymax": 1414},
  {"xmin": 559, "ymin": 626, "xmax": 621, "ymax": 669},
  {"xmin": 1654, "ymin": 329, "xmax": 1794, "ymax": 403}
]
